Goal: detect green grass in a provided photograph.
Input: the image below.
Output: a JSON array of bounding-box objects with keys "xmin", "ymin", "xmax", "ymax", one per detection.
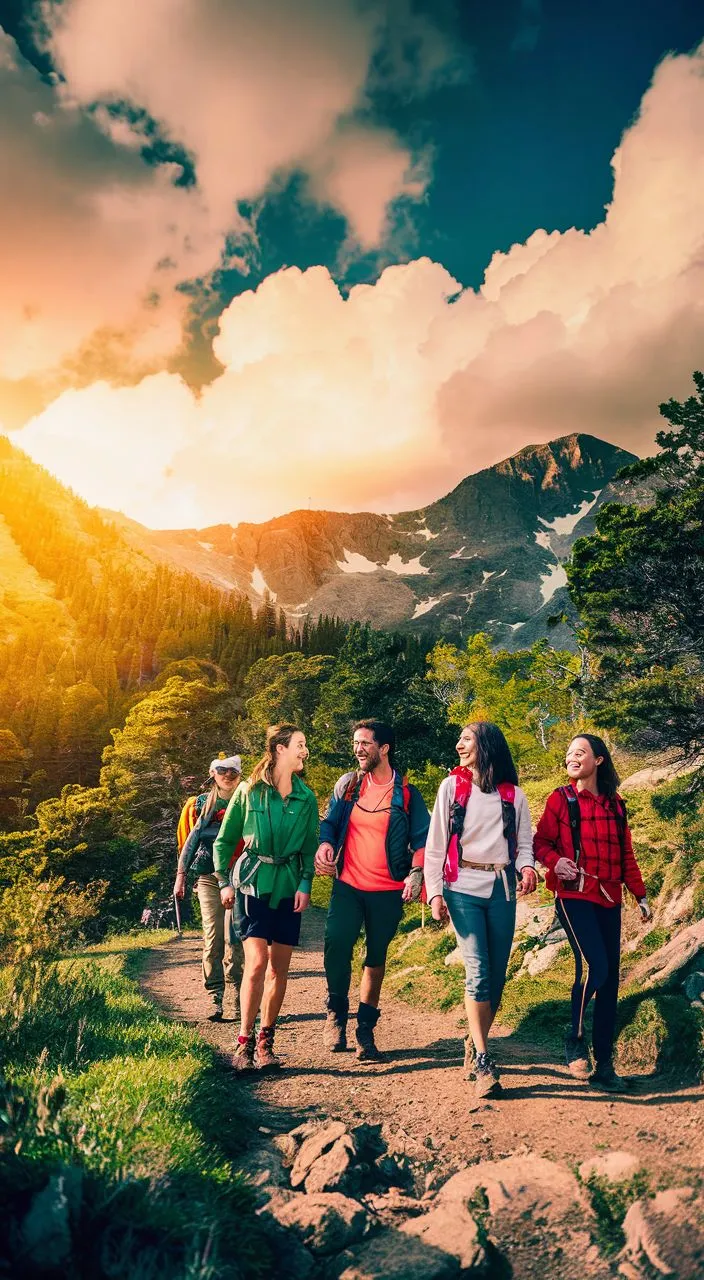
[
  {"xmin": 0, "ymin": 932, "xmax": 272, "ymax": 1279},
  {"xmin": 583, "ymin": 1171, "xmax": 652, "ymax": 1257}
]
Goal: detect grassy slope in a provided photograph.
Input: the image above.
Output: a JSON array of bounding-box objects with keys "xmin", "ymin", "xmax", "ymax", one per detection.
[{"xmin": 1, "ymin": 932, "xmax": 271, "ymax": 1280}]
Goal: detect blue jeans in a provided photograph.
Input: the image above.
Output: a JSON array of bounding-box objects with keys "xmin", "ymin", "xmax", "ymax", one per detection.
[{"xmin": 445, "ymin": 869, "xmax": 516, "ymax": 1008}]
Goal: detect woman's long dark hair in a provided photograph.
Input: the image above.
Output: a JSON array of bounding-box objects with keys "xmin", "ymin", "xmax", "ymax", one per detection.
[
  {"xmin": 569, "ymin": 733, "xmax": 620, "ymax": 798},
  {"xmin": 464, "ymin": 722, "xmax": 519, "ymax": 793}
]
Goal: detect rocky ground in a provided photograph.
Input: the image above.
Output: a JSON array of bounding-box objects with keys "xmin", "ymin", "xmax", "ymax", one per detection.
[{"xmin": 140, "ymin": 909, "xmax": 704, "ymax": 1278}]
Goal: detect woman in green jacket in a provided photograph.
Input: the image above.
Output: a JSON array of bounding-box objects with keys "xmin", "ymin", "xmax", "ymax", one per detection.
[{"xmin": 214, "ymin": 723, "xmax": 318, "ymax": 1072}]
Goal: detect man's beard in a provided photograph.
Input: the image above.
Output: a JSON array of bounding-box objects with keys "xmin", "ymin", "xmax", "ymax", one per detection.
[{"xmin": 357, "ymin": 750, "xmax": 380, "ymax": 773}]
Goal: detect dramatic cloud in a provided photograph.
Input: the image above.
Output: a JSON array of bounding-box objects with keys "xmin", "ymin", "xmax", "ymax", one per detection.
[
  {"xmin": 17, "ymin": 44, "xmax": 704, "ymax": 528},
  {"xmin": 0, "ymin": 2, "xmax": 459, "ymax": 382}
]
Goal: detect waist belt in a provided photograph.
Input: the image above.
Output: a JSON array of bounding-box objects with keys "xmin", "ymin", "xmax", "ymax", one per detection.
[
  {"xmin": 458, "ymin": 859, "xmax": 512, "ymax": 901},
  {"xmin": 459, "ymin": 859, "xmax": 509, "ymax": 871}
]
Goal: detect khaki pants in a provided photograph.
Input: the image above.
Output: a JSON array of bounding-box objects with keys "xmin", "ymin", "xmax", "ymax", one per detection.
[{"xmin": 196, "ymin": 874, "xmax": 243, "ymax": 997}]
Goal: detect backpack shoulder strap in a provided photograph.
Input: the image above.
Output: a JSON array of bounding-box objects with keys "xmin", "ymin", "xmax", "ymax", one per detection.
[
  {"xmin": 497, "ymin": 782, "xmax": 518, "ymax": 861},
  {"xmin": 342, "ymin": 770, "xmax": 363, "ymax": 803},
  {"xmin": 559, "ymin": 785, "xmax": 581, "ymax": 863}
]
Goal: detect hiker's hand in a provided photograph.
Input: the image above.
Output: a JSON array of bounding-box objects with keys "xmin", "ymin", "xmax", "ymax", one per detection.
[
  {"xmin": 173, "ymin": 872, "xmax": 186, "ymax": 900},
  {"xmin": 430, "ymin": 895, "xmax": 449, "ymax": 924},
  {"xmin": 638, "ymin": 898, "xmax": 652, "ymax": 922},
  {"xmin": 517, "ymin": 867, "xmax": 537, "ymax": 896},
  {"xmin": 402, "ymin": 868, "xmax": 423, "ymax": 902},
  {"xmin": 293, "ymin": 891, "xmax": 310, "ymax": 914},
  {"xmin": 555, "ymin": 857, "xmax": 579, "ymax": 880},
  {"xmin": 220, "ymin": 885, "xmax": 236, "ymax": 908},
  {"xmin": 314, "ymin": 842, "xmax": 337, "ymax": 876}
]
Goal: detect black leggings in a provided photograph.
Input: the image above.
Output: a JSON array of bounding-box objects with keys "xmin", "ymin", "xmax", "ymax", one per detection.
[{"xmin": 556, "ymin": 898, "xmax": 622, "ymax": 1064}]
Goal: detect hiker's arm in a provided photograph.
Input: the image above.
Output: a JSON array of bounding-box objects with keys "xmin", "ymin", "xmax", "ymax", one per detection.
[
  {"xmin": 533, "ymin": 793, "xmax": 563, "ymax": 871},
  {"xmin": 408, "ymin": 786, "xmax": 430, "ymax": 865},
  {"xmin": 213, "ymin": 786, "xmax": 246, "ymax": 884},
  {"xmin": 423, "ymin": 778, "xmax": 451, "ymax": 906},
  {"xmin": 515, "ymin": 791, "xmax": 537, "ymax": 894},
  {"xmin": 297, "ymin": 796, "xmax": 319, "ymax": 896},
  {"xmin": 621, "ymin": 819, "xmax": 647, "ymax": 902}
]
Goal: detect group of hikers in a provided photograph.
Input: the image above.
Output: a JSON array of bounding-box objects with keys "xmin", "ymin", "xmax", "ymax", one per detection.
[{"xmin": 174, "ymin": 718, "xmax": 651, "ymax": 1099}]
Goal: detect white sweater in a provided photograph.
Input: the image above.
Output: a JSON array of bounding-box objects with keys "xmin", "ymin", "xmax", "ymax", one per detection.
[{"xmin": 424, "ymin": 776, "xmax": 534, "ymax": 902}]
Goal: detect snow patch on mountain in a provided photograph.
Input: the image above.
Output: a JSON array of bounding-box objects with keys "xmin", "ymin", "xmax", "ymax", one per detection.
[
  {"xmin": 538, "ymin": 491, "xmax": 602, "ymax": 538},
  {"xmin": 336, "ymin": 549, "xmax": 379, "ymax": 574},
  {"xmin": 252, "ymin": 566, "xmax": 276, "ymax": 599},
  {"xmin": 539, "ymin": 562, "xmax": 568, "ymax": 603},
  {"xmin": 383, "ymin": 554, "xmax": 429, "ymax": 576}
]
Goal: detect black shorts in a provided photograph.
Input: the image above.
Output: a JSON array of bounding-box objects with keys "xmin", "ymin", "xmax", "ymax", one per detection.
[{"xmin": 231, "ymin": 891, "xmax": 302, "ymax": 947}]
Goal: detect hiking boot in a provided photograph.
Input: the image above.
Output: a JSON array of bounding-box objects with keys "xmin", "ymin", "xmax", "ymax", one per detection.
[
  {"xmin": 256, "ymin": 1025, "xmax": 281, "ymax": 1070},
  {"xmin": 590, "ymin": 1060, "xmax": 633, "ymax": 1093},
  {"xmin": 324, "ymin": 1011, "xmax": 348, "ymax": 1052},
  {"xmin": 323, "ymin": 995, "xmax": 349, "ymax": 1052},
  {"xmin": 474, "ymin": 1052, "xmax": 501, "ymax": 1099},
  {"xmin": 565, "ymin": 1034, "xmax": 591, "ymax": 1080},
  {"xmin": 463, "ymin": 1036, "xmax": 476, "ymax": 1079},
  {"xmin": 231, "ymin": 1034, "xmax": 256, "ymax": 1072},
  {"xmin": 207, "ymin": 995, "xmax": 224, "ymax": 1022},
  {"xmin": 355, "ymin": 1002, "xmax": 381, "ymax": 1062}
]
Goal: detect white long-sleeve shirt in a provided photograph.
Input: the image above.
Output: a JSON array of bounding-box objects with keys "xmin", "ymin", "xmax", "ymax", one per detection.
[{"xmin": 424, "ymin": 776, "xmax": 534, "ymax": 902}]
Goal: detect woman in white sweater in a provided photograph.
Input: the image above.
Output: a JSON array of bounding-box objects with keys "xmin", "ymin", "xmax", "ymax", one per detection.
[{"xmin": 424, "ymin": 722, "xmax": 536, "ymax": 1098}]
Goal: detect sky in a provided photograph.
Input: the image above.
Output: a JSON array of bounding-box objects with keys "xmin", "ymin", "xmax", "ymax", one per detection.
[{"xmin": 0, "ymin": 0, "xmax": 702, "ymax": 528}]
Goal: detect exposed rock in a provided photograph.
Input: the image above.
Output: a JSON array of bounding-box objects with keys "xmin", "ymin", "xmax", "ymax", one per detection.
[
  {"xmin": 365, "ymin": 1190, "xmax": 426, "ymax": 1223},
  {"xmin": 520, "ymin": 940, "xmax": 567, "ymax": 976},
  {"xmin": 620, "ymin": 756, "xmax": 703, "ymax": 792},
  {"xmin": 655, "ymin": 883, "xmax": 696, "ymax": 928},
  {"xmin": 350, "ymin": 1123, "xmax": 386, "ymax": 1164},
  {"xmin": 290, "ymin": 1121, "xmax": 349, "ymax": 1188},
  {"xmin": 627, "ymin": 920, "xmax": 704, "ymax": 990},
  {"xmin": 683, "ymin": 970, "xmax": 704, "ymax": 1002},
  {"xmin": 332, "ymin": 1228, "xmax": 461, "ymax": 1279},
  {"xmin": 264, "ymin": 1189, "xmax": 369, "ymax": 1255},
  {"xmin": 304, "ymin": 1134, "xmax": 360, "ymax": 1196},
  {"xmin": 400, "ymin": 1201, "xmax": 486, "ymax": 1272},
  {"xmin": 272, "ymin": 1133, "xmax": 300, "ymax": 1166},
  {"xmin": 436, "ymin": 1154, "xmax": 608, "ymax": 1278},
  {"xmin": 437, "ymin": 1153, "xmax": 589, "ymax": 1219},
  {"xmin": 246, "ymin": 1145, "xmax": 288, "ymax": 1193},
  {"xmin": 288, "ymin": 1121, "xmax": 323, "ymax": 1143},
  {"xmin": 579, "ymin": 1151, "xmax": 643, "ymax": 1183},
  {"xmin": 622, "ymin": 1186, "xmax": 704, "ymax": 1277}
]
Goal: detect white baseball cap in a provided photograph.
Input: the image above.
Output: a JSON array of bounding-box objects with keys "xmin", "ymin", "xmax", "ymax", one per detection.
[{"xmin": 209, "ymin": 755, "xmax": 242, "ymax": 774}]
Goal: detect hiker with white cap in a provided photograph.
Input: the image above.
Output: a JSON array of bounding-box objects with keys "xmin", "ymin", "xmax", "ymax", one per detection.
[{"xmin": 174, "ymin": 755, "xmax": 244, "ymax": 1022}]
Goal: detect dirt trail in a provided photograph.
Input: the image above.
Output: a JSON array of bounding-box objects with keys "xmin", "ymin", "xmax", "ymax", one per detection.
[{"xmin": 140, "ymin": 908, "xmax": 703, "ymax": 1185}]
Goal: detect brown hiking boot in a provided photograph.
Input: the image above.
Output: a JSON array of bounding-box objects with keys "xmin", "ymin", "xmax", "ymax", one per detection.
[
  {"xmin": 565, "ymin": 1035, "xmax": 591, "ymax": 1080},
  {"xmin": 323, "ymin": 1010, "xmax": 348, "ymax": 1052},
  {"xmin": 206, "ymin": 994, "xmax": 224, "ymax": 1022},
  {"xmin": 355, "ymin": 1003, "xmax": 381, "ymax": 1062},
  {"xmin": 232, "ymin": 1034, "xmax": 255, "ymax": 1072},
  {"xmin": 463, "ymin": 1036, "xmax": 476, "ymax": 1079},
  {"xmin": 256, "ymin": 1025, "xmax": 281, "ymax": 1071},
  {"xmin": 474, "ymin": 1052, "xmax": 501, "ymax": 1099}
]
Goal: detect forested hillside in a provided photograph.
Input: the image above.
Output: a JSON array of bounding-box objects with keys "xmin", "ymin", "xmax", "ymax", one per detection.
[{"xmin": 0, "ymin": 438, "xmax": 345, "ymax": 817}]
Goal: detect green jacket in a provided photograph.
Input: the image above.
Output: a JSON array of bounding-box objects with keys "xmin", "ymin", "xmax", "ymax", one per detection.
[{"xmin": 213, "ymin": 775, "xmax": 318, "ymax": 908}]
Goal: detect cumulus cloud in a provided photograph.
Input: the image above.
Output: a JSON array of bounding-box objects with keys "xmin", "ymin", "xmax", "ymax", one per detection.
[
  {"xmin": 0, "ymin": 2, "xmax": 460, "ymax": 382},
  {"xmin": 17, "ymin": 43, "xmax": 704, "ymax": 528}
]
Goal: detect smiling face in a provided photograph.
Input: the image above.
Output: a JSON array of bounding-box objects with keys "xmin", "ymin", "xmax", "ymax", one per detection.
[
  {"xmin": 277, "ymin": 730, "xmax": 308, "ymax": 774},
  {"xmin": 456, "ymin": 726, "xmax": 478, "ymax": 769},
  {"xmin": 566, "ymin": 736, "xmax": 603, "ymax": 783},
  {"xmin": 211, "ymin": 766, "xmax": 240, "ymax": 796},
  {"xmin": 353, "ymin": 728, "xmax": 385, "ymax": 773}
]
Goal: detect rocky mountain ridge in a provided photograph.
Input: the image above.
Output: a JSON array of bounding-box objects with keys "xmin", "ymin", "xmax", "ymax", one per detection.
[{"xmin": 106, "ymin": 433, "xmax": 644, "ymax": 645}]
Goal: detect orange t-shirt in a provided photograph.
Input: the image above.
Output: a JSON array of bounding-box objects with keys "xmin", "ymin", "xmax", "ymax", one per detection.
[{"xmin": 339, "ymin": 773, "xmax": 406, "ymax": 892}]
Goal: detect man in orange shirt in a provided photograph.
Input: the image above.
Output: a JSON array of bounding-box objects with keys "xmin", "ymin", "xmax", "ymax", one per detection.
[{"xmin": 315, "ymin": 720, "xmax": 429, "ymax": 1060}]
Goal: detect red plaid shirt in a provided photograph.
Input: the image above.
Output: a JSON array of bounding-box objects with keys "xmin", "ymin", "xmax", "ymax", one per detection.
[{"xmin": 534, "ymin": 787, "xmax": 646, "ymax": 907}]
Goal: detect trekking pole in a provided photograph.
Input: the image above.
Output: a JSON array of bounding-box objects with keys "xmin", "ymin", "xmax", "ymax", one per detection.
[{"xmin": 421, "ymin": 901, "xmax": 426, "ymax": 930}]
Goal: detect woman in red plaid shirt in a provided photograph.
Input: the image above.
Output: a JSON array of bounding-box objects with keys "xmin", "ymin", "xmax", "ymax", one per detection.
[{"xmin": 534, "ymin": 734, "xmax": 651, "ymax": 1092}]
